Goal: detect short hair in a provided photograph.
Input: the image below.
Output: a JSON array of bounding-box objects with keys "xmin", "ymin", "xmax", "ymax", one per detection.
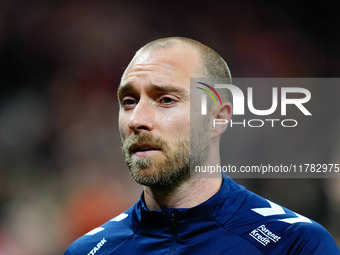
[{"xmin": 137, "ymin": 37, "xmax": 232, "ymax": 105}]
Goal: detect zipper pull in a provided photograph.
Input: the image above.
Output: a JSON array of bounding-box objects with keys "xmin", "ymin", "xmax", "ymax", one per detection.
[{"xmin": 170, "ymin": 212, "xmax": 176, "ymax": 229}]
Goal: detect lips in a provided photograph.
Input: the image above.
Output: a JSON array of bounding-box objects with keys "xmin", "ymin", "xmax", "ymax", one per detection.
[{"xmin": 130, "ymin": 144, "xmax": 161, "ymax": 155}]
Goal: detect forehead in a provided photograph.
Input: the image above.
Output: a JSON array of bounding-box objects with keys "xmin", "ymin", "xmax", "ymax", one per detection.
[{"xmin": 120, "ymin": 47, "xmax": 201, "ymax": 87}]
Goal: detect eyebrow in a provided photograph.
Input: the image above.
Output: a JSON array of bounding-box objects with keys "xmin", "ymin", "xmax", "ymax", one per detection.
[
  {"xmin": 117, "ymin": 83, "xmax": 188, "ymax": 99},
  {"xmin": 117, "ymin": 83, "xmax": 133, "ymax": 98}
]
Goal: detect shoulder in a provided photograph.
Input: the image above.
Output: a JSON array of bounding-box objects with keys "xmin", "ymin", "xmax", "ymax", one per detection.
[
  {"xmin": 64, "ymin": 207, "xmax": 135, "ymax": 255},
  {"xmin": 280, "ymin": 219, "xmax": 340, "ymax": 254},
  {"xmin": 225, "ymin": 185, "xmax": 340, "ymax": 254}
]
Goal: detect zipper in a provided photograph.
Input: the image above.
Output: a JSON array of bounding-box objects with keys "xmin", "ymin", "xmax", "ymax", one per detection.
[{"xmin": 169, "ymin": 211, "xmax": 177, "ymax": 255}]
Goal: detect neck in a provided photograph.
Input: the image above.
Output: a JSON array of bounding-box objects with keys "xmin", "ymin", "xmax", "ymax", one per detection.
[{"xmin": 143, "ymin": 173, "xmax": 222, "ymax": 210}]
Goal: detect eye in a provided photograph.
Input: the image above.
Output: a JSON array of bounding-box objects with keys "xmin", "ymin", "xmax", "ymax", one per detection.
[
  {"xmin": 121, "ymin": 98, "xmax": 137, "ymax": 110},
  {"xmin": 158, "ymin": 96, "xmax": 177, "ymax": 106}
]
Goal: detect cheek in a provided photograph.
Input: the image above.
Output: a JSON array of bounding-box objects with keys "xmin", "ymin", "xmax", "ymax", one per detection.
[
  {"xmin": 158, "ymin": 111, "xmax": 190, "ymax": 137},
  {"xmin": 118, "ymin": 114, "xmax": 129, "ymax": 134}
]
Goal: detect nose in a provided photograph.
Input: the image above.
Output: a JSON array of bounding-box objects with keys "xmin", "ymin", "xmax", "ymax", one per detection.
[{"xmin": 128, "ymin": 99, "xmax": 154, "ymax": 133}]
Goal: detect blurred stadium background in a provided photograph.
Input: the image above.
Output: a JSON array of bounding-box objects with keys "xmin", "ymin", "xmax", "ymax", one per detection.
[{"xmin": 0, "ymin": 0, "xmax": 339, "ymax": 254}]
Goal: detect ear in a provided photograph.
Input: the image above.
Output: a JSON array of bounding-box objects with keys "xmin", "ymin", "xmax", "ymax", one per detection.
[{"xmin": 210, "ymin": 102, "xmax": 232, "ymax": 139}]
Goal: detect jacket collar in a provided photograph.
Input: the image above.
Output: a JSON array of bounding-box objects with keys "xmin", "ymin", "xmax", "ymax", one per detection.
[{"xmin": 131, "ymin": 176, "xmax": 247, "ymax": 233}]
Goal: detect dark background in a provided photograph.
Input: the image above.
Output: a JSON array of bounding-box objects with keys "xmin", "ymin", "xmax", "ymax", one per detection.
[{"xmin": 0, "ymin": 0, "xmax": 339, "ymax": 254}]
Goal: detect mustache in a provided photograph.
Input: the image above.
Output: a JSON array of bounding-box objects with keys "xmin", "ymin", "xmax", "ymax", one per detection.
[{"xmin": 121, "ymin": 133, "xmax": 169, "ymax": 154}]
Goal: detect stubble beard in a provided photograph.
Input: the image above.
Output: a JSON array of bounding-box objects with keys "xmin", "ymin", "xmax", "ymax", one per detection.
[{"xmin": 120, "ymin": 123, "xmax": 209, "ymax": 189}]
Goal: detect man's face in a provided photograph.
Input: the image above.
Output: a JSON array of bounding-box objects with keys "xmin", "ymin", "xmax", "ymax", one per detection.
[{"xmin": 118, "ymin": 47, "xmax": 209, "ymax": 188}]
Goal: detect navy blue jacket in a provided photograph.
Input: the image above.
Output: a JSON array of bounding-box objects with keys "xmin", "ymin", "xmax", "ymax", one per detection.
[{"xmin": 65, "ymin": 177, "xmax": 340, "ymax": 254}]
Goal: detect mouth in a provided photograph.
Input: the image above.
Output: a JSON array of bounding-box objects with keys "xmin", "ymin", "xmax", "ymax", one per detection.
[{"xmin": 130, "ymin": 144, "xmax": 162, "ymax": 156}]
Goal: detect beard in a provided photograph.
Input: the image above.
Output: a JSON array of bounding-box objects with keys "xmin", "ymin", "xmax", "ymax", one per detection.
[
  {"xmin": 121, "ymin": 132, "xmax": 190, "ymax": 188},
  {"xmin": 120, "ymin": 118, "xmax": 210, "ymax": 189}
]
